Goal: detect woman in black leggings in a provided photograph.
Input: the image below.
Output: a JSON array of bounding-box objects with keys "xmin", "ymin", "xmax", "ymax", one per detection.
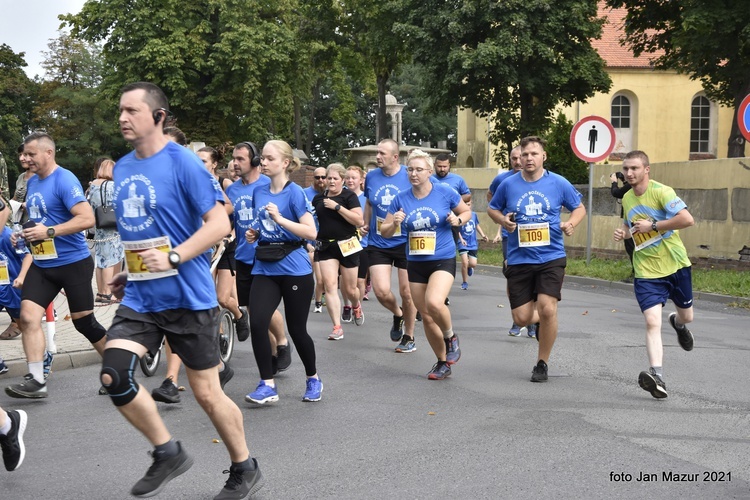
[{"xmin": 244, "ymin": 140, "xmax": 322, "ymax": 404}]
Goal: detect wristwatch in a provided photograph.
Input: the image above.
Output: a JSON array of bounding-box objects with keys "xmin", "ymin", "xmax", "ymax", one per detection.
[
  {"xmin": 47, "ymin": 227, "xmax": 56, "ymax": 238},
  {"xmin": 334, "ymin": 204, "xmax": 341, "ymax": 211},
  {"xmin": 457, "ymin": 217, "xmax": 463, "ymax": 225},
  {"xmin": 651, "ymin": 221, "xmax": 658, "ymax": 232},
  {"xmin": 168, "ymin": 250, "xmax": 181, "ymax": 269}
]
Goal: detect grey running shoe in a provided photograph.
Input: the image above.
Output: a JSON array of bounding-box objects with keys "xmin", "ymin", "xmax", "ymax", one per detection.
[
  {"xmin": 131, "ymin": 441, "xmax": 193, "ymax": 497},
  {"xmin": 530, "ymin": 360, "xmax": 548, "ymax": 383},
  {"xmin": 152, "ymin": 377, "xmax": 180, "ymax": 404},
  {"xmin": 669, "ymin": 312, "xmax": 694, "ymax": 351},
  {"xmin": 638, "ymin": 369, "xmax": 668, "ymax": 399},
  {"xmin": 427, "ymin": 362, "xmax": 452, "ymax": 380},
  {"xmin": 445, "ymin": 334, "xmax": 461, "ymax": 365},
  {"xmin": 395, "ymin": 336, "xmax": 416, "ymax": 353},
  {"xmin": 214, "ymin": 459, "xmax": 264, "ymax": 500},
  {"xmin": 341, "ymin": 306, "xmax": 352, "ymax": 323},
  {"xmin": 0, "ymin": 409, "xmax": 27, "ymax": 471},
  {"xmin": 5, "ymin": 374, "xmax": 47, "ymax": 399},
  {"xmin": 390, "ymin": 315, "xmax": 404, "ymax": 342}
]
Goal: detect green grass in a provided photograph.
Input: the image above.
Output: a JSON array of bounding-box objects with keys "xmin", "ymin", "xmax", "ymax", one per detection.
[{"xmin": 473, "ymin": 242, "xmax": 750, "ymax": 299}]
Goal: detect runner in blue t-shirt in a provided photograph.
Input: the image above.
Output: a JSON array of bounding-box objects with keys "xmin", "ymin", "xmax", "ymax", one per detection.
[
  {"xmin": 361, "ymin": 139, "xmax": 418, "ymax": 351},
  {"xmin": 0, "ymin": 220, "xmax": 32, "ymax": 337},
  {"xmin": 381, "ymin": 149, "xmax": 471, "ymax": 381},
  {"xmin": 227, "ymin": 141, "xmax": 291, "ymax": 372},
  {"xmin": 488, "ymin": 136, "xmax": 585, "ymax": 384},
  {"xmin": 98, "ymin": 83, "xmax": 263, "ymax": 498},
  {"xmin": 457, "ymin": 204, "xmax": 489, "ymax": 290},
  {"xmin": 244, "ymin": 140, "xmax": 322, "ymax": 407},
  {"xmin": 432, "ymin": 153, "xmax": 471, "ymax": 202},
  {"xmin": 5, "ymin": 132, "xmax": 108, "ymax": 401},
  {"xmin": 488, "ymin": 146, "xmax": 536, "ymax": 337}
]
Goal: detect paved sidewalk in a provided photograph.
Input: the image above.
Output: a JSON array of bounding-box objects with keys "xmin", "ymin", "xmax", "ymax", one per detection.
[{"xmin": 0, "ymin": 283, "xmax": 118, "ymax": 378}]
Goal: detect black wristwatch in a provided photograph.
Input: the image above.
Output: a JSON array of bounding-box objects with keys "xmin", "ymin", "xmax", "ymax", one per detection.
[
  {"xmin": 168, "ymin": 250, "xmax": 181, "ymax": 269},
  {"xmin": 47, "ymin": 227, "xmax": 56, "ymax": 238},
  {"xmin": 651, "ymin": 221, "xmax": 658, "ymax": 232},
  {"xmin": 334, "ymin": 204, "xmax": 341, "ymax": 211}
]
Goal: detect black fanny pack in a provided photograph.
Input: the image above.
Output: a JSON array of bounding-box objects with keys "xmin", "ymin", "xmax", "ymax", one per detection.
[{"xmin": 255, "ymin": 240, "xmax": 305, "ymax": 262}]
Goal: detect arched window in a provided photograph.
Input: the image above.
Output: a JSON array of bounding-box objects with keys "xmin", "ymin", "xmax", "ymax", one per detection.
[
  {"xmin": 611, "ymin": 95, "xmax": 630, "ymax": 129},
  {"xmin": 690, "ymin": 96, "xmax": 711, "ymax": 154}
]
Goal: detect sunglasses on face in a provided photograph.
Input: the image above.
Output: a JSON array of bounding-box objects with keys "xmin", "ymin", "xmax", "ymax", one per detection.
[{"xmin": 314, "ymin": 176, "xmax": 326, "ymax": 180}]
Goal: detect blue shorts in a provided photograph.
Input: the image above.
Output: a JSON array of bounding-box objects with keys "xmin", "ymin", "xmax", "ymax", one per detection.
[{"xmin": 633, "ymin": 266, "xmax": 693, "ymax": 312}]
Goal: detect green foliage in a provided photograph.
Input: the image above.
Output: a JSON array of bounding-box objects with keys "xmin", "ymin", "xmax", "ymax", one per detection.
[
  {"xmin": 0, "ymin": 44, "xmax": 37, "ymax": 177},
  {"xmin": 400, "ymin": 0, "xmax": 611, "ymax": 151},
  {"xmin": 543, "ymin": 112, "xmax": 589, "ymax": 184},
  {"xmin": 607, "ymin": 0, "xmax": 750, "ymax": 157}
]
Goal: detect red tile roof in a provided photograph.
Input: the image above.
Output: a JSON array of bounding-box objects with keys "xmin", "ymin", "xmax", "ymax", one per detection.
[{"xmin": 593, "ymin": 3, "xmax": 662, "ymax": 69}]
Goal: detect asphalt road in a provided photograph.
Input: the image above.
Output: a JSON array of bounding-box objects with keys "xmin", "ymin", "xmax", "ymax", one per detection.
[{"xmin": 2, "ymin": 267, "xmax": 749, "ymax": 499}]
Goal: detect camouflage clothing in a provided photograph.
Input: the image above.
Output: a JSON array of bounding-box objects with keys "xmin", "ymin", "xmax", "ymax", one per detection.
[{"xmin": 0, "ymin": 153, "xmax": 9, "ymax": 200}]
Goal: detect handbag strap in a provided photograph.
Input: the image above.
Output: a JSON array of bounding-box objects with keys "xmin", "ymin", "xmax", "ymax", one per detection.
[{"xmin": 99, "ymin": 181, "xmax": 109, "ymax": 207}]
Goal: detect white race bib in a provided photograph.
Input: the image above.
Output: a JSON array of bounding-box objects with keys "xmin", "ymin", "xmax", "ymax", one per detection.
[{"xmin": 517, "ymin": 223, "xmax": 551, "ymax": 247}]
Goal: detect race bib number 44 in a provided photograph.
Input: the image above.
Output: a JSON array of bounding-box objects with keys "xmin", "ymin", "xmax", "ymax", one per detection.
[
  {"xmin": 518, "ymin": 223, "xmax": 550, "ymax": 247},
  {"xmin": 123, "ymin": 236, "xmax": 177, "ymax": 281}
]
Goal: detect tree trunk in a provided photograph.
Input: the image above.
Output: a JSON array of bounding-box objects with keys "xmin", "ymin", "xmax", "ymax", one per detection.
[
  {"xmin": 728, "ymin": 86, "xmax": 750, "ymax": 158},
  {"xmin": 376, "ymin": 73, "xmax": 389, "ymax": 143},
  {"xmin": 305, "ymin": 79, "xmax": 321, "ymax": 157},
  {"xmin": 294, "ymin": 97, "xmax": 301, "ymax": 150}
]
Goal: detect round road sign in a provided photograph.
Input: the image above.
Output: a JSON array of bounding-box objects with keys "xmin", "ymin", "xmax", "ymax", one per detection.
[
  {"xmin": 570, "ymin": 116, "xmax": 616, "ymax": 163},
  {"xmin": 737, "ymin": 94, "xmax": 750, "ymax": 142}
]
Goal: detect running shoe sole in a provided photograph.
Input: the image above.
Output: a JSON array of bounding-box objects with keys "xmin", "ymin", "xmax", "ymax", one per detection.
[
  {"xmin": 245, "ymin": 394, "xmax": 279, "ymax": 405},
  {"xmin": 638, "ymin": 371, "xmax": 668, "ymax": 399}
]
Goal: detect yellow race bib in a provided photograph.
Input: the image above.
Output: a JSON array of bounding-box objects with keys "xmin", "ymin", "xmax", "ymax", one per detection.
[
  {"xmin": 123, "ymin": 236, "xmax": 177, "ymax": 281},
  {"xmin": 518, "ymin": 223, "xmax": 550, "ymax": 247},
  {"xmin": 408, "ymin": 231, "xmax": 436, "ymax": 255},
  {"xmin": 31, "ymin": 238, "xmax": 58, "ymax": 261},
  {"xmin": 337, "ymin": 236, "xmax": 362, "ymax": 257}
]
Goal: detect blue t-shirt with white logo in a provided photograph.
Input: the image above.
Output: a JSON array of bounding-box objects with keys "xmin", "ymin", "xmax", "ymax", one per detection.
[
  {"xmin": 364, "ymin": 166, "xmax": 411, "ymax": 249},
  {"xmin": 0, "ymin": 227, "xmax": 27, "ymax": 310},
  {"xmin": 25, "ymin": 167, "xmax": 91, "ymax": 267},
  {"xmin": 113, "ymin": 141, "xmax": 224, "ymax": 312},
  {"xmin": 250, "ymin": 182, "xmax": 313, "ymax": 277},
  {"xmin": 489, "ymin": 170, "xmax": 519, "ymax": 240},
  {"xmin": 388, "ymin": 182, "xmax": 461, "ymax": 261},
  {"xmin": 489, "ymin": 169, "xmax": 582, "ymax": 265},
  {"xmin": 226, "ymin": 175, "xmax": 271, "ymax": 265},
  {"xmin": 458, "ymin": 212, "xmax": 480, "ymax": 251}
]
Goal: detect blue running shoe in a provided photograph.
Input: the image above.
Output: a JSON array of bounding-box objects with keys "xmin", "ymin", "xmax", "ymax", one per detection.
[
  {"xmin": 302, "ymin": 377, "xmax": 323, "ymax": 402},
  {"xmin": 427, "ymin": 362, "xmax": 452, "ymax": 380},
  {"xmin": 461, "ymin": 282, "xmax": 468, "ymax": 290},
  {"xmin": 445, "ymin": 334, "xmax": 461, "ymax": 365},
  {"xmin": 508, "ymin": 324, "xmax": 523, "ymax": 337},
  {"xmin": 395, "ymin": 336, "xmax": 416, "ymax": 353},
  {"xmin": 527, "ymin": 323, "xmax": 537, "ymax": 339},
  {"xmin": 244, "ymin": 381, "xmax": 279, "ymax": 405},
  {"xmin": 43, "ymin": 351, "xmax": 54, "ymax": 380},
  {"xmin": 468, "ymin": 267, "xmax": 474, "ymax": 277},
  {"xmin": 0, "ymin": 360, "xmax": 8, "ymax": 375}
]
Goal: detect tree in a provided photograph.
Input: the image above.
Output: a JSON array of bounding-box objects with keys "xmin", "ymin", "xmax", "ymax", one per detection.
[
  {"xmin": 0, "ymin": 44, "xmax": 37, "ymax": 180},
  {"xmin": 606, "ymin": 0, "xmax": 750, "ymax": 157},
  {"xmin": 544, "ymin": 112, "xmax": 588, "ymax": 184},
  {"xmin": 400, "ymin": 0, "xmax": 611, "ymax": 159},
  {"xmin": 343, "ymin": 0, "xmax": 413, "ymax": 142},
  {"xmin": 33, "ymin": 32, "xmax": 127, "ymax": 181},
  {"xmin": 62, "ymin": 0, "xmax": 305, "ymax": 146},
  {"xmin": 389, "ymin": 63, "xmax": 457, "ymax": 151}
]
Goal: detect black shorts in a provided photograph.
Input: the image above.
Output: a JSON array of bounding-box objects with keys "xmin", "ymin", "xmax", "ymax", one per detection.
[
  {"xmin": 459, "ymin": 249, "xmax": 478, "ymax": 258},
  {"xmin": 503, "ymin": 257, "xmax": 566, "ymax": 309},
  {"xmin": 407, "ymin": 258, "xmax": 456, "ymax": 284},
  {"xmin": 314, "ymin": 240, "xmax": 360, "ymax": 269},
  {"xmin": 357, "ymin": 247, "xmax": 370, "ymax": 279},
  {"xmin": 22, "ymin": 256, "xmax": 95, "ymax": 313},
  {"xmin": 367, "ymin": 244, "xmax": 408, "ymax": 270},
  {"xmin": 235, "ymin": 259, "xmax": 255, "ymax": 308},
  {"xmin": 216, "ymin": 239, "xmax": 236, "ymax": 272},
  {"xmin": 106, "ymin": 305, "xmax": 220, "ymax": 370}
]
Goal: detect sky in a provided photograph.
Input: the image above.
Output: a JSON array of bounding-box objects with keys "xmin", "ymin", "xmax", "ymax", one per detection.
[{"xmin": 1, "ymin": 0, "xmax": 88, "ymax": 79}]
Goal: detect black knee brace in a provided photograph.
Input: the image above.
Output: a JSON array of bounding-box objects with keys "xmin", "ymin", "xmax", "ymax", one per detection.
[
  {"xmin": 73, "ymin": 313, "xmax": 106, "ymax": 344},
  {"xmin": 100, "ymin": 348, "xmax": 139, "ymax": 407}
]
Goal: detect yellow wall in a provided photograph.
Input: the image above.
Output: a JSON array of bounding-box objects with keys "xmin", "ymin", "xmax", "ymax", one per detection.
[{"xmin": 458, "ymin": 68, "xmax": 735, "ymax": 170}]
